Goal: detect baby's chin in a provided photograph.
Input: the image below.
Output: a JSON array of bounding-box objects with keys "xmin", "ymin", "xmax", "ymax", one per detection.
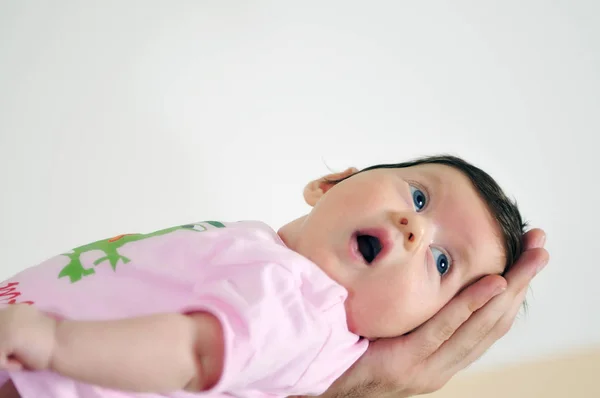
[
  {"xmin": 347, "ymin": 313, "xmax": 415, "ymax": 340},
  {"xmin": 357, "ymin": 328, "xmax": 414, "ymax": 341}
]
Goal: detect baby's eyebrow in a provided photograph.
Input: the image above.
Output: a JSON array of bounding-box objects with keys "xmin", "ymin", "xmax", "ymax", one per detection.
[
  {"xmin": 453, "ymin": 227, "xmax": 483, "ymax": 277},
  {"xmin": 453, "ymin": 242, "xmax": 469, "ymax": 274},
  {"xmin": 418, "ymin": 169, "xmax": 443, "ymax": 188}
]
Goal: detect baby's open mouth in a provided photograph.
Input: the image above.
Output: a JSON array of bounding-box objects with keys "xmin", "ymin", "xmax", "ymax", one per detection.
[{"xmin": 356, "ymin": 234, "xmax": 383, "ymax": 264}]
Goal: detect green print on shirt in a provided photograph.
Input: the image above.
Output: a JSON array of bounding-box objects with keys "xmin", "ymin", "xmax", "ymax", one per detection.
[{"xmin": 58, "ymin": 221, "xmax": 226, "ymax": 284}]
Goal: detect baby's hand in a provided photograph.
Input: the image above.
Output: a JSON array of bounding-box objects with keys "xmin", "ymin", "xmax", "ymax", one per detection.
[{"xmin": 0, "ymin": 305, "xmax": 57, "ymax": 372}]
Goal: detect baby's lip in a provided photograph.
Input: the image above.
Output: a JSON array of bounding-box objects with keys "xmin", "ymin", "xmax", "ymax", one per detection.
[{"xmin": 351, "ymin": 227, "xmax": 394, "ymax": 264}]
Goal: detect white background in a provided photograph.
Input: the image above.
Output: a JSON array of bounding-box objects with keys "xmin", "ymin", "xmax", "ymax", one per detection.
[{"xmin": 1, "ymin": 1, "xmax": 598, "ymax": 371}]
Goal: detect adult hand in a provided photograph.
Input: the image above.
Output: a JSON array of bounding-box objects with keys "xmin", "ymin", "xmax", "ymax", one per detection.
[{"xmin": 316, "ymin": 228, "xmax": 549, "ymax": 398}]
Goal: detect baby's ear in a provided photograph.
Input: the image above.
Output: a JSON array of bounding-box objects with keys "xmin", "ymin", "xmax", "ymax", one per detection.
[{"xmin": 303, "ymin": 167, "xmax": 359, "ymax": 207}]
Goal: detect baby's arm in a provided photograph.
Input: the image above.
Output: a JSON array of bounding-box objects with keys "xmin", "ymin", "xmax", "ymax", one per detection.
[
  {"xmin": 52, "ymin": 311, "xmax": 224, "ymax": 392},
  {"xmin": 0, "ymin": 305, "xmax": 224, "ymax": 393}
]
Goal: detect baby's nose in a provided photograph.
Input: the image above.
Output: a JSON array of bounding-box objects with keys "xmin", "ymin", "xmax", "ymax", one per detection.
[{"xmin": 397, "ymin": 214, "xmax": 425, "ymax": 251}]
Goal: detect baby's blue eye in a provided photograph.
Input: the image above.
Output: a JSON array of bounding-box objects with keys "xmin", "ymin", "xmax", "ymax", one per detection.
[
  {"xmin": 409, "ymin": 185, "xmax": 427, "ymax": 212},
  {"xmin": 431, "ymin": 248, "xmax": 451, "ymax": 276}
]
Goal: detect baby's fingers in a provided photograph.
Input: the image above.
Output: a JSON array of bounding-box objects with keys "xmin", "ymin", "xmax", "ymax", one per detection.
[
  {"xmin": 0, "ymin": 354, "xmax": 23, "ymax": 372},
  {"xmin": 5, "ymin": 357, "xmax": 23, "ymax": 371}
]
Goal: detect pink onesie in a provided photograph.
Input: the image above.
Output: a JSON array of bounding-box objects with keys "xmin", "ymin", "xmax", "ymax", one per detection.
[{"xmin": 0, "ymin": 220, "xmax": 368, "ymax": 397}]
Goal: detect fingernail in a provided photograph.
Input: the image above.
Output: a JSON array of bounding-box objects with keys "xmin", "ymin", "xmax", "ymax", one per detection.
[
  {"xmin": 494, "ymin": 285, "xmax": 507, "ymax": 296},
  {"xmin": 539, "ymin": 234, "xmax": 547, "ymax": 247},
  {"xmin": 536, "ymin": 258, "xmax": 549, "ymax": 274}
]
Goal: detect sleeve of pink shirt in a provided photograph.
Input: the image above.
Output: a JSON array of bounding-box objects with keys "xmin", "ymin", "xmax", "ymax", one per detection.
[
  {"xmin": 0, "ymin": 221, "xmax": 368, "ymax": 398},
  {"xmin": 185, "ymin": 258, "xmax": 368, "ymax": 397}
]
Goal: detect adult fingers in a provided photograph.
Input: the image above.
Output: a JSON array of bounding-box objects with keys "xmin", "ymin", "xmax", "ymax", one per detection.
[
  {"xmin": 523, "ymin": 228, "xmax": 546, "ymax": 251},
  {"xmin": 403, "ymin": 274, "xmax": 507, "ymax": 363},
  {"xmin": 424, "ymin": 247, "xmax": 548, "ymax": 373},
  {"xmin": 444, "ymin": 285, "xmax": 529, "ymax": 377},
  {"xmin": 503, "ymin": 247, "xmax": 548, "ymax": 291}
]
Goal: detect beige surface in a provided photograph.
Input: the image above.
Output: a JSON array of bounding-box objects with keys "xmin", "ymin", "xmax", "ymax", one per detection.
[{"xmin": 428, "ymin": 346, "xmax": 600, "ymax": 398}]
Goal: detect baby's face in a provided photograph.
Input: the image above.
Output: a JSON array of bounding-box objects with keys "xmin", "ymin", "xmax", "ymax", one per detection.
[{"xmin": 279, "ymin": 164, "xmax": 505, "ymax": 339}]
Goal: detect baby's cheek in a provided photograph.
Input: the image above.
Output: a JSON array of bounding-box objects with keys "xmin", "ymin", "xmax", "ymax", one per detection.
[
  {"xmin": 344, "ymin": 283, "xmax": 410, "ymax": 339},
  {"xmin": 343, "ymin": 299, "xmax": 361, "ymax": 336},
  {"xmin": 342, "ymin": 285, "xmax": 378, "ymax": 337},
  {"xmin": 402, "ymin": 293, "xmax": 449, "ymax": 334}
]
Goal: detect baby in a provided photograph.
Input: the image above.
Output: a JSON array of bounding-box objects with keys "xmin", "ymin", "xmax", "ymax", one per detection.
[{"xmin": 0, "ymin": 155, "xmax": 525, "ymax": 398}]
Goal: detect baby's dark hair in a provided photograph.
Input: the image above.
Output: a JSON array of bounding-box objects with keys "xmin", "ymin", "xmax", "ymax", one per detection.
[{"xmin": 333, "ymin": 154, "xmax": 527, "ymax": 277}]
